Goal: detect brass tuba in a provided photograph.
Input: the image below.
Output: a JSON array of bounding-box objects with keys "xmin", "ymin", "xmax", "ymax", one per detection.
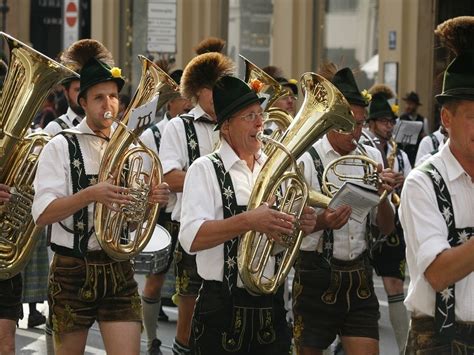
[
  {"xmin": 94, "ymin": 55, "xmax": 178, "ymax": 261},
  {"xmin": 238, "ymin": 72, "xmax": 355, "ymax": 295},
  {"xmin": 241, "ymin": 55, "xmax": 293, "ymax": 154},
  {"xmin": 0, "ymin": 32, "xmax": 78, "ymax": 279}
]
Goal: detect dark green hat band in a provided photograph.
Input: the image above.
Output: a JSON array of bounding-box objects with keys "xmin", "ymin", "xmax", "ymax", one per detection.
[{"xmin": 78, "ymin": 57, "xmax": 125, "ymax": 102}]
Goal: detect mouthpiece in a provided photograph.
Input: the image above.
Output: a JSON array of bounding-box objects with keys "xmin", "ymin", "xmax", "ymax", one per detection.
[{"xmin": 104, "ymin": 111, "xmax": 113, "ymax": 119}]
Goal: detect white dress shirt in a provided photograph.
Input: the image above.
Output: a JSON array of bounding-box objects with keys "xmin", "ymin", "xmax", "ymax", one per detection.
[
  {"xmin": 159, "ymin": 104, "xmax": 219, "ymax": 221},
  {"xmin": 179, "ymin": 139, "xmax": 275, "ymax": 286},
  {"xmin": 32, "ymin": 119, "xmax": 111, "ymax": 251},
  {"xmin": 400, "ymin": 142, "xmax": 474, "ymax": 321},
  {"xmin": 140, "ymin": 112, "xmax": 176, "ymax": 213},
  {"xmin": 298, "ymin": 135, "xmax": 385, "ymax": 260},
  {"xmin": 414, "ymin": 128, "xmax": 445, "ymax": 167},
  {"xmin": 43, "ymin": 107, "xmax": 83, "ymax": 136}
]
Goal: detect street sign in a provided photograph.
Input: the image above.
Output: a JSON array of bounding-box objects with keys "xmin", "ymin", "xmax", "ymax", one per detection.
[
  {"xmin": 63, "ymin": 0, "xmax": 79, "ymax": 49},
  {"xmin": 147, "ymin": 0, "xmax": 177, "ymax": 53}
]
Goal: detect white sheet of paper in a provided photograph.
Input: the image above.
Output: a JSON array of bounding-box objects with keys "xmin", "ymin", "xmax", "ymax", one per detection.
[
  {"xmin": 393, "ymin": 120, "xmax": 423, "ymax": 145},
  {"xmin": 328, "ymin": 182, "xmax": 379, "ymax": 224},
  {"xmin": 127, "ymin": 95, "xmax": 159, "ymax": 132},
  {"xmin": 259, "ymin": 92, "xmax": 271, "ymax": 111}
]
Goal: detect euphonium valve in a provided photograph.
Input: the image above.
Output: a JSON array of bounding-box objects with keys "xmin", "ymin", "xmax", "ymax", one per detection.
[{"xmin": 238, "ymin": 72, "xmax": 355, "ymax": 295}]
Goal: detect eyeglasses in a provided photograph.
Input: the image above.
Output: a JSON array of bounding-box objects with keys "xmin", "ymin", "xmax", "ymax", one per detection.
[
  {"xmin": 235, "ymin": 111, "xmax": 269, "ymax": 122},
  {"xmin": 377, "ymin": 118, "xmax": 396, "ymax": 125}
]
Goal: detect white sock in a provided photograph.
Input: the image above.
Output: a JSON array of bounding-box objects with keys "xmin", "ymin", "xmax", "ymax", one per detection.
[{"xmin": 388, "ymin": 293, "xmax": 409, "ymax": 354}]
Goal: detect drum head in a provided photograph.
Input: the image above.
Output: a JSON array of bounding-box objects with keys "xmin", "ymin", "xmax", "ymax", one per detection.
[{"xmin": 143, "ymin": 225, "xmax": 171, "ymax": 252}]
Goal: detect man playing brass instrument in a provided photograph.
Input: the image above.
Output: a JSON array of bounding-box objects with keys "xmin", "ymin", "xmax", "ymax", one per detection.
[
  {"xmin": 366, "ymin": 88, "xmax": 411, "ymax": 354},
  {"xmin": 0, "ymin": 183, "xmax": 23, "ymax": 355},
  {"xmin": 32, "ymin": 41, "xmax": 169, "ymax": 355},
  {"xmin": 179, "ymin": 75, "xmax": 316, "ymax": 354},
  {"xmin": 293, "ymin": 66, "xmax": 396, "ymax": 355}
]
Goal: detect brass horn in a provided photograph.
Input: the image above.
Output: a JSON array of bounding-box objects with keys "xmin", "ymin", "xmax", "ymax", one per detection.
[
  {"xmin": 240, "ymin": 55, "xmax": 293, "ymax": 154},
  {"xmin": 94, "ymin": 56, "xmax": 178, "ymax": 261},
  {"xmin": 0, "ymin": 32, "xmax": 78, "ymax": 279},
  {"xmin": 238, "ymin": 72, "xmax": 355, "ymax": 295},
  {"xmin": 321, "ymin": 139, "xmax": 388, "ymax": 202}
]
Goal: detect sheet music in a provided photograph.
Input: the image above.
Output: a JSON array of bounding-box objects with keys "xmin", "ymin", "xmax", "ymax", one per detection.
[
  {"xmin": 328, "ymin": 182, "xmax": 379, "ymax": 224},
  {"xmin": 393, "ymin": 120, "xmax": 423, "ymax": 145},
  {"xmin": 127, "ymin": 95, "xmax": 159, "ymax": 133}
]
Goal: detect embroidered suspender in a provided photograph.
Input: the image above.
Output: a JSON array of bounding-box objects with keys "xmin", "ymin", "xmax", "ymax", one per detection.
[
  {"xmin": 59, "ymin": 133, "xmax": 98, "ymax": 257},
  {"xmin": 181, "ymin": 115, "xmax": 201, "ymax": 166},
  {"xmin": 149, "ymin": 124, "xmax": 162, "ymax": 152},
  {"xmin": 53, "ymin": 117, "xmax": 70, "ymax": 130},
  {"xmin": 208, "ymin": 153, "xmax": 246, "ymax": 296},
  {"xmin": 429, "ymin": 133, "xmax": 440, "ymax": 152},
  {"xmin": 420, "ymin": 163, "xmax": 473, "ymax": 339}
]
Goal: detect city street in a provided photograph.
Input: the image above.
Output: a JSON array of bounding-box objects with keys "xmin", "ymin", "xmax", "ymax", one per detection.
[{"xmin": 15, "ymin": 273, "xmax": 404, "ymax": 354}]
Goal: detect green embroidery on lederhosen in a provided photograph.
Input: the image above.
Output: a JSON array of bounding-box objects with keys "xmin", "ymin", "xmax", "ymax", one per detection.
[
  {"xmin": 60, "ymin": 133, "xmax": 98, "ymax": 257},
  {"xmin": 419, "ymin": 162, "xmax": 473, "ymax": 340},
  {"xmin": 181, "ymin": 114, "xmax": 200, "ymax": 167},
  {"xmin": 208, "ymin": 153, "xmax": 246, "ymax": 296}
]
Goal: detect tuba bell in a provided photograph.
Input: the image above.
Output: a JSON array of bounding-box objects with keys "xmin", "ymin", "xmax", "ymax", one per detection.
[
  {"xmin": 238, "ymin": 72, "xmax": 355, "ymax": 295},
  {"xmin": 94, "ymin": 55, "xmax": 178, "ymax": 261},
  {"xmin": 241, "ymin": 55, "xmax": 293, "ymax": 154},
  {"xmin": 0, "ymin": 32, "xmax": 78, "ymax": 279}
]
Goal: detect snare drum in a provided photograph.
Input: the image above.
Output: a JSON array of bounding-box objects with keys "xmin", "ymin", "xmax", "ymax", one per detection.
[{"xmin": 134, "ymin": 225, "xmax": 172, "ymax": 274}]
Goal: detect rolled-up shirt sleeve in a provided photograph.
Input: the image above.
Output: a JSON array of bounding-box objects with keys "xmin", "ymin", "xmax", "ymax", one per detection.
[
  {"xmin": 179, "ymin": 157, "xmax": 220, "ymax": 254},
  {"xmin": 399, "ymin": 169, "xmax": 450, "ymax": 276},
  {"xmin": 159, "ymin": 118, "xmax": 187, "ymax": 174},
  {"xmin": 32, "ymin": 136, "xmax": 70, "ymax": 223}
]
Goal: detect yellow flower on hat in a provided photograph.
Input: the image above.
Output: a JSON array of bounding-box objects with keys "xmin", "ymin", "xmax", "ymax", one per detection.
[
  {"xmin": 110, "ymin": 67, "xmax": 122, "ymax": 78},
  {"xmin": 361, "ymin": 89, "xmax": 372, "ymax": 104},
  {"xmin": 391, "ymin": 104, "xmax": 399, "ymax": 116}
]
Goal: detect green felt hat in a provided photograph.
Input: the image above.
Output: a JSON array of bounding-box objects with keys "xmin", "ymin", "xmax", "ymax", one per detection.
[
  {"xmin": 78, "ymin": 57, "xmax": 124, "ymax": 100},
  {"xmin": 368, "ymin": 92, "xmax": 396, "ymax": 121},
  {"xmin": 436, "ymin": 51, "xmax": 474, "ymax": 104},
  {"xmin": 332, "ymin": 68, "xmax": 368, "ymax": 107},
  {"xmin": 213, "ymin": 76, "xmax": 265, "ymax": 129}
]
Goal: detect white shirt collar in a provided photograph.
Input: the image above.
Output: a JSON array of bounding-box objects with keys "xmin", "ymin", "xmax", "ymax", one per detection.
[
  {"xmin": 189, "ymin": 104, "xmax": 213, "ymax": 121},
  {"xmin": 218, "ymin": 139, "xmax": 265, "ymax": 172},
  {"xmin": 77, "ymin": 117, "xmax": 114, "ymax": 138},
  {"xmin": 440, "ymin": 141, "xmax": 468, "ymax": 182},
  {"xmin": 66, "ymin": 107, "xmax": 83, "ymax": 124},
  {"xmin": 322, "ymin": 134, "xmax": 358, "ymax": 157}
]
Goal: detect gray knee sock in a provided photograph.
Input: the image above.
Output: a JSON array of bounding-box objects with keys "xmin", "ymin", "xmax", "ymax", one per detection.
[
  {"xmin": 45, "ymin": 317, "xmax": 55, "ymax": 355},
  {"xmin": 388, "ymin": 293, "xmax": 409, "ymax": 354},
  {"xmin": 142, "ymin": 295, "xmax": 161, "ymax": 348}
]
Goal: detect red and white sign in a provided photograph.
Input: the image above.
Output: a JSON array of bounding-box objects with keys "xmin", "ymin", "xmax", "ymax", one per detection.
[{"xmin": 63, "ymin": 0, "xmax": 79, "ymax": 49}]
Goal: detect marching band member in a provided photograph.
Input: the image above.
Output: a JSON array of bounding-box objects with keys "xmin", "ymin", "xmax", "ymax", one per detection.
[
  {"xmin": 140, "ymin": 68, "xmax": 192, "ymax": 355},
  {"xmin": 159, "ymin": 51, "xmax": 234, "ymax": 354},
  {"xmin": 43, "ymin": 56, "xmax": 84, "ymax": 136},
  {"xmin": 179, "ymin": 75, "xmax": 316, "ymax": 354},
  {"xmin": 366, "ymin": 87, "xmax": 411, "ymax": 354},
  {"xmin": 0, "ymin": 184, "xmax": 22, "ymax": 355},
  {"xmin": 414, "ymin": 125, "xmax": 447, "ymax": 167},
  {"xmin": 400, "ymin": 16, "xmax": 474, "ymax": 354},
  {"xmin": 293, "ymin": 66, "xmax": 396, "ymax": 355},
  {"xmin": 32, "ymin": 40, "xmax": 169, "ymax": 355}
]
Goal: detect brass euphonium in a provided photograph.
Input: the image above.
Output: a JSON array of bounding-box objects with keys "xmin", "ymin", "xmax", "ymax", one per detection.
[
  {"xmin": 238, "ymin": 72, "xmax": 355, "ymax": 295},
  {"xmin": 95, "ymin": 55, "xmax": 178, "ymax": 261},
  {"xmin": 240, "ymin": 55, "xmax": 293, "ymax": 154},
  {"xmin": 0, "ymin": 32, "xmax": 78, "ymax": 279}
]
